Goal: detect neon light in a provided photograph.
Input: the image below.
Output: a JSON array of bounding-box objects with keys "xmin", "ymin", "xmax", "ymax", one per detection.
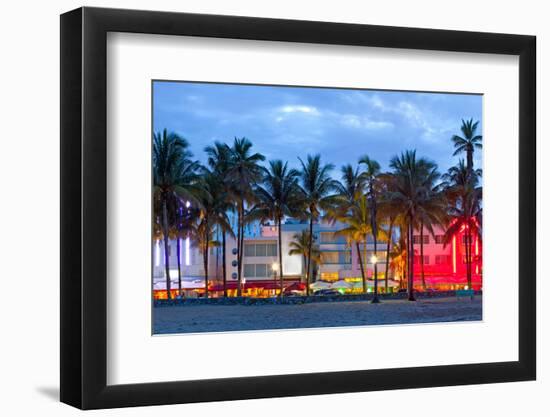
[
  {"xmin": 155, "ymin": 240, "xmax": 160, "ymax": 266},
  {"xmin": 452, "ymin": 236, "xmax": 457, "ymax": 274},
  {"xmin": 185, "ymin": 237, "xmax": 190, "ymax": 266},
  {"xmin": 475, "ymin": 237, "xmax": 479, "ymax": 274},
  {"xmin": 186, "ymin": 201, "xmax": 191, "ymax": 208}
]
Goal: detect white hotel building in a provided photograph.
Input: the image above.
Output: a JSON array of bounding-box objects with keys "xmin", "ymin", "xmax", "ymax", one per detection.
[{"xmin": 153, "ymin": 219, "xmax": 390, "ymax": 298}]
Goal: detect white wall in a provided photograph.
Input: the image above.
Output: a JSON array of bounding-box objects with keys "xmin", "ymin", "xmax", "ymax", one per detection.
[{"xmin": 0, "ymin": 1, "xmax": 546, "ymax": 416}]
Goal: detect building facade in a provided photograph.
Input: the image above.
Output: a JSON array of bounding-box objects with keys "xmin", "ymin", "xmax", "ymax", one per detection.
[{"xmin": 153, "ymin": 219, "xmax": 482, "ymax": 298}]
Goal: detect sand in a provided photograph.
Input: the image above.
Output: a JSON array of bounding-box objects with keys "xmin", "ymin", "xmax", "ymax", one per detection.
[{"xmin": 153, "ymin": 296, "xmax": 482, "ymax": 334}]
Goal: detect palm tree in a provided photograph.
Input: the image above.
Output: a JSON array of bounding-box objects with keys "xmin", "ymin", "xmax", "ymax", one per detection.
[
  {"xmin": 153, "ymin": 129, "xmax": 200, "ymax": 299},
  {"xmin": 288, "ymin": 230, "xmax": 321, "ymax": 283},
  {"xmin": 335, "ymin": 194, "xmax": 372, "ymax": 294},
  {"xmin": 377, "ymin": 173, "xmax": 403, "ymax": 293},
  {"xmin": 326, "ymin": 164, "xmax": 366, "ymax": 287},
  {"xmin": 204, "ymin": 142, "xmax": 233, "ymax": 297},
  {"xmin": 359, "ymin": 155, "xmax": 382, "ymax": 303},
  {"xmin": 388, "ymin": 150, "xmax": 440, "ymax": 301},
  {"xmin": 451, "ymin": 119, "xmax": 482, "ymax": 174},
  {"xmin": 442, "ymin": 160, "xmax": 482, "ymax": 289},
  {"xmin": 195, "ymin": 170, "xmax": 233, "ymax": 298},
  {"xmin": 298, "ymin": 155, "xmax": 337, "ymax": 295},
  {"xmin": 227, "ymin": 138, "xmax": 265, "ymax": 296},
  {"xmin": 251, "ymin": 160, "xmax": 300, "ymax": 296}
]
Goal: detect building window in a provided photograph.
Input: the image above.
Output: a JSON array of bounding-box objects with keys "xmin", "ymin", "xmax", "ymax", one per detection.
[
  {"xmin": 255, "ymin": 264, "xmax": 268, "ymax": 277},
  {"xmin": 243, "ymin": 243, "xmax": 277, "ymax": 257},
  {"xmin": 435, "ymin": 235, "xmax": 445, "ymax": 244},
  {"xmin": 244, "ymin": 264, "xmax": 255, "ymax": 277},
  {"xmin": 414, "ymin": 255, "xmax": 430, "ymax": 264},
  {"xmin": 243, "ymin": 264, "xmax": 272, "ymax": 278},
  {"xmin": 435, "ymin": 255, "xmax": 452, "ymax": 265},
  {"xmin": 321, "ymin": 252, "xmax": 338, "ymax": 264},
  {"xmin": 267, "ymin": 243, "xmax": 277, "ymax": 257},
  {"xmin": 244, "ymin": 244, "xmax": 255, "ymax": 257},
  {"xmin": 255, "ymin": 244, "xmax": 266, "ymax": 257},
  {"xmin": 413, "ymin": 235, "xmax": 429, "ymax": 244},
  {"xmin": 321, "ymin": 251, "xmax": 351, "ymax": 264}
]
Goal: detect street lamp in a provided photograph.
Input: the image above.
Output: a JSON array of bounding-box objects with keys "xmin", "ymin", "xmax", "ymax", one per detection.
[{"xmin": 371, "ymin": 254, "xmax": 380, "ymax": 304}]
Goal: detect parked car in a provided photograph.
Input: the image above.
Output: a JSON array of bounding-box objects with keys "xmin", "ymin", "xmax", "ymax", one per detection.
[{"xmin": 314, "ymin": 289, "xmax": 341, "ymax": 296}]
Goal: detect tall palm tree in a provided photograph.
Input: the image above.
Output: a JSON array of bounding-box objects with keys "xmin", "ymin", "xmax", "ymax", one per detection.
[
  {"xmin": 153, "ymin": 129, "xmax": 200, "ymax": 300},
  {"xmin": 288, "ymin": 230, "xmax": 321, "ymax": 283},
  {"xmin": 195, "ymin": 170, "xmax": 233, "ymax": 298},
  {"xmin": 204, "ymin": 142, "xmax": 233, "ymax": 297},
  {"xmin": 388, "ymin": 150, "xmax": 440, "ymax": 301},
  {"xmin": 451, "ymin": 119, "xmax": 482, "ymax": 174},
  {"xmin": 326, "ymin": 164, "xmax": 366, "ymax": 285},
  {"xmin": 377, "ymin": 173, "xmax": 403, "ymax": 293},
  {"xmin": 442, "ymin": 160, "xmax": 482, "ymax": 289},
  {"xmin": 227, "ymin": 138, "xmax": 265, "ymax": 296},
  {"xmin": 250, "ymin": 160, "xmax": 300, "ymax": 296},
  {"xmin": 359, "ymin": 155, "xmax": 382, "ymax": 303},
  {"xmin": 335, "ymin": 194, "xmax": 372, "ymax": 294},
  {"xmin": 298, "ymin": 155, "xmax": 337, "ymax": 295}
]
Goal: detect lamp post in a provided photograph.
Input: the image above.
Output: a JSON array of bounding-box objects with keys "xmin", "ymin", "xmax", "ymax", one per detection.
[
  {"xmin": 371, "ymin": 254, "xmax": 380, "ymax": 303},
  {"xmin": 272, "ymin": 262, "xmax": 280, "ymax": 297}
]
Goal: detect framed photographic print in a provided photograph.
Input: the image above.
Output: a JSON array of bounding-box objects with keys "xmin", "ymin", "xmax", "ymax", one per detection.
[{"xmin": 60, "ymin": 6, "xmax": 536, "ymax": 410}]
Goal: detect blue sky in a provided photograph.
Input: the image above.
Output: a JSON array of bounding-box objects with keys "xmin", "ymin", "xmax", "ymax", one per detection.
[{"xmin": 153, "ymin": 81, "xmax": 482, "ymax": 175}]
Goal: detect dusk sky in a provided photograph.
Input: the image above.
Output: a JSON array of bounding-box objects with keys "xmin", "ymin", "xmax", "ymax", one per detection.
[{"xmin": 153, "ymin": 81, "xmax": 483, "ymax": 175}]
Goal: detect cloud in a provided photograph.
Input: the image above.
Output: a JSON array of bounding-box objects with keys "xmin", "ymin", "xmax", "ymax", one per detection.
[
  {"xmin": 279, "ymin": 105, "xmax": 320, "ymax": 116},
  {"xmin": 340, "ymin": 114, "xmax": 393, "ymax": 130}
]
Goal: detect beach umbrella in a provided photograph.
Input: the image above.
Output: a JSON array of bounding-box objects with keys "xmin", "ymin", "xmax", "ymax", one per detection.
[
  {"xmin": 310, "ymin": 281, "xmax": 332, "ymax": 290},
  {"xmin": 330, "ymin": 280, "xmax": 353, "ymax": 289}
]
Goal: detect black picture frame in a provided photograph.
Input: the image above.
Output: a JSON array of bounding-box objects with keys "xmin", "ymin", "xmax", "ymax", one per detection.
[{"xmin": 60, "ymin": 6, "xmax": 536, "ymax": 410}]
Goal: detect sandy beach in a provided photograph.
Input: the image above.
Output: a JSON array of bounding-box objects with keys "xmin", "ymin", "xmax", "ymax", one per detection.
[{"xmin": 153, "ymin": 296, "xmax": 482, "ymax": 334}]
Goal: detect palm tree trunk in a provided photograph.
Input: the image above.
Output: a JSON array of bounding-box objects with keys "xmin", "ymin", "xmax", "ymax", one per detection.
[
  {"xmin": 369, "ymin": 190, "xmax": 379, "ymax": 303},
  {"xmin": 384, "ymin": 220, "xmax": 393, "ymax": 293},
  {"xmin": 408, "ymin": 219, "xmax": 415, "ymax": 301},
  {"xmin": 278, "ymin": 218, "xmax": 284, "ymax": 297},
  {"xmin": 420, "ymin": 222, "xmax": 426, "ymax": 290},
  {"xmin": 306, "ymin": 216, "xmax": 313, "ymax": 296},
  {"xmin": 372, "ymin": 230, "xmax": 380, "ymax": 303},
  {"xmin": 204, "ymin": 222, "xmax": 209, "ymax": 299},
  {"xmin": 222, "ymin": 232, "xmax": 227, "ymax": 297},
  {"xmin": 467, "ymin": 150, "xmax": 474, "ymax": 174},
  {"xmin": 239, "ymin": 210, "xmax": 245, "ymax": 295},
  {"xmin": 356, "ymin": 241, "xmax": 366, "ymax": 293},
  {"xmin": 162, "ymin": 200, "xmax": 172, "ymax": 300},
  {"xmin": 236, "ymin": 201, "xmax": 243, "ymax": 297},
  {"xmin": 176, "ymin": 236, "xmax": 182, "ymax": 297}
]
